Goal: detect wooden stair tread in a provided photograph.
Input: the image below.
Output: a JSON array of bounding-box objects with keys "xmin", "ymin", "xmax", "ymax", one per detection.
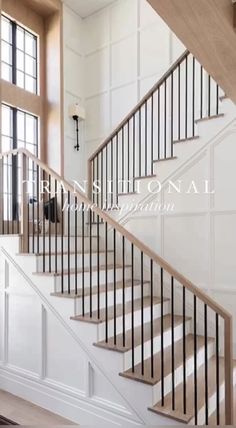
[
  {"xmin": 150, "ymin": 358, "xmax": 236, "ymax": 424},
  {"xmin": 153, "ymin": 156, "xmax": 177, "ymax": 164},
  {"xmin": 195, "ymin": 113, "xmax": 224, "ymax": 123},
  {"xmin": 51, "ymin": 279, "xmax": 150, "ymax": 299},
  {"xmin": 71, "ymin": 296, "xmax": 163, "ymax": 324},
  {"xmin": 94, "ymin": 314, "xmax": 190, "ymax": 352},
  {"xmin": 18, "ymin": 250, "xmax": 113, "ymax": 257},
  {"xmin": 120, "ymin": 334, "xmax": 214, "ymax": 385},
  {"xmin": 208, "ymin": 385, "xmax": 236, "ymax": 425},
  {"xmin": 173, "ymin": 136, "xmax": 199, "ymax": 144},
  {"xmin": 33, "ymin": 264, "xmax": 131, "ymax": 277}
]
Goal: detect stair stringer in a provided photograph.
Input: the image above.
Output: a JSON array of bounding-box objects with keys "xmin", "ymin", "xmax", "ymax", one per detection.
[{"xmin": 0, "ymin": 238, "xmax": 182, "ymax": 426}]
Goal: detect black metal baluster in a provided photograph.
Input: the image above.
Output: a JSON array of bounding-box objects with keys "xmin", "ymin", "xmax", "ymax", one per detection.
[
  {"xmin": 216, "ymin": 313, "xmax": 220, "ymax": 425},
  {"xmin": 122, "ymin": 128, "xmax": 124, "ymax": 193},
  {"xmin": 89, "ymin": 209, "xmax": 92, "ymax": 317},
  {"xmin": 111, "ymin": 141, "xmax": 113, "ymax": 206},
  {"xmin": 145, "ymin": 102, "xmax": 148, "ymax": 176},
  {"xmin": 122, "ymin": 236, "xmax": 125, "ymax": 347},
  {"xmin": 92, "ymin": 160, "xmax": 95, "ymax": 220},
  {"xmin": 105, "ymin": 221, "xmax": 108, "ymax": 342},
  {"xmin": 151, "ymin": 95, "xmax": 154, "ymax": 174},
  {"xmin": 116, "ymin": 133, "xmax": 119, "ymax": 205},
  {"xmin": 192, "ymin": 56, "xmax": 195, "ymax": 137},
  {"xmin": 67, "ymin": 191, "xmax": 70, "ymax": 294},
  {"xmin": 101, "ymin": 151, "xmax": 104, "ymax": 211},
  {"xmin": 37, "ymin": 165, "xmax": 39, "ymax": 254},
  {"xmin": 42, "ymin": 169, "xmax": 46, "ymax": 271},
  {"xmin": 97, "ymin": 154, "xmax": 99, "ymax": 210},
  {"xmin": 164, "ymin": 79, "xmax": 167, "ymax": 158},
  {"xmin": 204, "ymin": 304, "xmax": 209, "ymax": 425},
  {"xmin": 133, "ymin": 115, "xmax": 136, "ymax": 192},
  {"xmin": 97, "ymin": 214, "xmax": 100, "ymax": 319},
  {"xmin": 150, "ymin": 259, "xmax": 154, "ymax": 378},
  {"xmin": 139, "ymin": 108, "xmax": 141, "ymax": 176},
  {"xmin": 131, "ymin": 243, "xmax": 134, "ymax": 372},
  {"xmin": 185, "ymin": 57, "xmax": 188, "ymax": 139},
  {"xmin": 7, "ymin": 155, "xmax": 9, "ymax": 236},
  {"xmin": 113, "ymin": 229, "xmax": 117, "ymax": 345},
  {"xmin": 32, "ymin": 161, "xmax": 35, "ymax": 253},
  {"xmin": 60, "ymin": 185, "xmax": 64, "ymax": 293},
  {"xmin": 158, "ymin": 89, "xmax": 160, "ymax": 159},
  {"xmin": 74, "ymin": 196, "xmax": 78, "ymax": 295},
  {"xmin": 216, "ymin": 85, "xmax": 219, "ymax": 116},
  {"xmin": 178, "ymin": 64, "xmax": 181, "ymax": 140},
  {"xmin": 161, "ymin": 267, "xmax": 164, "ymax": 405},
  {"xmin": 105, "ymin": 146, "xmax": 108, "ymax": 210},
  {"xmin": 48, "ymin": 174, "xmax": 51, "ymax": 273},
  {"xmin": 208, "ymin": 75, "xmax": 211, "ymax": 117},
  {"xmin": 141, "ymin": 251, "xmax": 144, "ymax": 376},
  {"xmin": 200, "ymin": 66, "xmax": 203, "ymax": 119},
  {"xmin": 171, "ymin": 72, "xmax": 174, "ymax": 157},
  {"xmin": 54, "ymin": 179, "xmax": 58, "ymax": 273},
  {"xmin": 171, "ymin": 276, "xmax": 175, "ymax": 410},
  {"xmin": 127, "ymin": 121, "xmax": 130, "ymax": 193},
  {"xmin": 82, "ymin": 203, "xmax": 85, "ymax": 315},
  {"xmin": 183, "ymin": 286, "xmax": 187, "ymax": 414},
  {"xmin": 194, "ymin": 295, "xmax": 198, "ymax": 425}
]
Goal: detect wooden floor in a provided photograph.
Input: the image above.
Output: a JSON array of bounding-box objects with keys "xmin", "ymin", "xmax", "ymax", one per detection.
[{"xmin": 0, "ymin": 390, "xmax": 76, "ymax": 425}]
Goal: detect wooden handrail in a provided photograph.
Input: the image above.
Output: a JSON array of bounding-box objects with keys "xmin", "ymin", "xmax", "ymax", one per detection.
[
  {"xmin": 0, "ymin": 147, "xmax": 232, "ymax": 321},
  {"xmin": 88, "ymin": 50, "xmax": 189, "ymax": 162}
]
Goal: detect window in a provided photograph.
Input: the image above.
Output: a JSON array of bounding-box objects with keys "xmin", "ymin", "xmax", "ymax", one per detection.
[
  {"xmin": 1, "ymin": 104, "xmax": 39, "ymax": 219},
  {"xmin": 1, "ymin": 14, "xmax": 38, "ymax": 94}
]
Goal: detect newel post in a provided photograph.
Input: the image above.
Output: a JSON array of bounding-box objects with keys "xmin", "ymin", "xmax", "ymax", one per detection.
[
  {"xmin": 224, "ymin": 315, "xmax": 234, "ymax": 425},
  {"xmin": 20, "ymin": 153, "xmax": 29, "ymax": 253}
]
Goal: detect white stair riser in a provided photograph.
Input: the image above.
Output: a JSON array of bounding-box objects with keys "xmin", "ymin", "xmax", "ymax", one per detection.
[
  {"xmin": 28, "ymin": 236, "xmax": 99, "ymax": 253},
  {"xmin": 124, "ymin": 321, "xmax": 191, "ymax": 370},
  {"xmin": 98, "ymin": 300, "xmax": 170, "ymax": 341},
  {"xmin": 36, "ymin": 252, "xmax": 114, "ymax": 271},
  {"xmin": 75, "ymin": 283, "xmax": 151, "ymax": 314},
  {"xmin": 54, "ymin": 267, "xmax": 132, "ymax": 290},
  {"xmin": 152, "ymin": 341, "xmax": 215, "ymax": 404}
]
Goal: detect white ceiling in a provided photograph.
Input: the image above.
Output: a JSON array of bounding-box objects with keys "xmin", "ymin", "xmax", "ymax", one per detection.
[{"xmin": 63, "ymin": 0, "xmax": 116, "ymax": 18}]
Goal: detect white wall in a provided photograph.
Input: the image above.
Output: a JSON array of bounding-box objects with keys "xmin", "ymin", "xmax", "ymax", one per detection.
[{"xmin": 83, "ymin": 0, "xmax": 185, "ymax": 161}]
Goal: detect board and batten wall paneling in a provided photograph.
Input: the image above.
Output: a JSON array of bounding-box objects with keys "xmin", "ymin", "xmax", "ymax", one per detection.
[
  {"xmin": 63, "ymin": 4, "xmax": 86, "ymax": 183},
  {"xmin": 83, "ymin": 0, "xmax": 185, "ymax": 164}
]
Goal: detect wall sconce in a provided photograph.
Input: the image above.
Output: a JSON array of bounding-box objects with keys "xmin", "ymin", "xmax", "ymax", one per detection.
[{"xmin": 69, "ymin": 104, "xmax": 86, "ymax": 152}]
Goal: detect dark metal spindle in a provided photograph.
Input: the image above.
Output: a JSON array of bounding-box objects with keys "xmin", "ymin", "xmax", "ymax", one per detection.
[
  {"xmin": 139, "ymin": 108, "xmax": 141, "ymax": 176},
  {"xmin": 105, "ymin": 222, "xmax": 108, "ymax": 342},
  {"xmin": 54, "ymin": 180, "xmax": 58, "ymax": 273},
  {"xmin": 151, "ymin": 95, "xmax": 154, "ymax": 174},
  {"xmin": 145, "ymin": 102, "xmax": 148, "ymax": 176},
  {"xmin": 185, "ymin": 57, "xmax": 188, "ymax": 139},
  {"xmin": 164, "ymin": 79, "xmax": 167, "ymax": 158},
  {"xmin": 183, "ymin": 286, "xmax": 187, "ymax": 414},
  {"xmin": 192, "ymin": 57, "xmax": 195, "ymax": 137},
  {"xmin": 194, "ymin": 295, "xmax": 198, "ymax": 425},
  {"xmin": 74, "ymin": 196, "xmax": 78, "ymax": 295},
  {"xmin": 200, "ymin": 65, "xmax": 203, "ymax": 119},
  {"xmin": 122, "ymin": 128, "xmax": 124, "ymax": 193},
  {"xmin": 216, "ymin": 85, "xmax": 219, "ymax": 116},
  {"xmin": 60, "ymin": 185, "xmax": 64, "ymax": 293},
  {"xmin": 67, "ymin": 191, "xmax": 71, "ymax": 294},
  {"xmin": 171, "ymin": 276, "xmax": 175, "ymax": 410},
  {"xmin": 141, "ymin": 251, "xmax": 144, "ymax": 376},
  {"xmin": 131, "ymin": 243, "xmax": 134, "ymax": 372},
  {"xmin": 171, "ymin": 72, "xmax": 174, "ymax": 157},
  {"xmin": 48, "ymin": 175, "xmax": 52, "ymax": 273},
  {"xmin": 216, "ymin": 313, "xmax": 220, "ymax": 425},
  {"xmin": 97, "ymin": 214, "xmax": 100, "ymax": 319},
  {"xmin": 150, "ymin": 259, "xmax": 154, "ymax": 378},
  {"xmin": 89, "ymin": 209, "xmax": 92, "ymax": 317},
  {"xmin": 122, "ymin": 236, "xmax": 125, "ymax": 347},
  {"xmin": 42, "ymin": 169, "xmax": 46, "ymax": 271},
  {"xmin": 133, "ymin": 115, "xmax": 136, "ymax": 192},
  {"xmin": 208, "ymin": 75, "xmax": 211, "ymax": 117},
  {"xmin": 82, "ymin": 203, "xmax": 85, "ymax": 315},
  {"xmin": 36, "ymin": 165, "xmax": 39, "ymax": 254},
  {"xmin": 127, "ymin": 121, "xmax": 130, "ymax": 193},
  {"xmin": 161, "ymin": 267, "xmax": 164, "ymax": 405},
  {"xmin": 113, "ymin": 229, "xmax": 117, "ymax": 345},
  {"xmin": 204, "ymin": 304, "xmax": 209, "ymax": 425},
  {"xmin": 178, "ymin": 64, "xmax": 181, "ymax": 140}
]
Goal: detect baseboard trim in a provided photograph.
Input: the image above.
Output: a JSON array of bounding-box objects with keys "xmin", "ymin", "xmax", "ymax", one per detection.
[{"xmin": 0, "ymin": 365, "xmax": 140, "ymax": 426}]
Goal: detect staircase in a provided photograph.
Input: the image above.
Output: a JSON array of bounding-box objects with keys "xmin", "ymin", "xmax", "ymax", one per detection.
[{"xmin": 0, "ymin": 49, "xmax": 235, "ymax": 426}]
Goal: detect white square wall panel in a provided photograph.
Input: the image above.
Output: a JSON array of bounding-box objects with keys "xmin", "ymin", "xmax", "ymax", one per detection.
[
  {"xmin": 111, "ymin": 0, "xmax": 137, "ymax": 42},
  {"xmin": 86, "ymin": 47, "xmax": 109, "ymax": 96},
  {"xmin": 64, "ymin": 5, "xmax": 84, "ymax": 55},
  {"xmin": 140, "ymin": 22, "xmax": 170, "ymax": 78},
  {"xmin": 140, "ymin": 0, "xmax": 161, "ymax": 28},
  {"xmin": 64, "ymin": 49, "xmax": 84, "ymax": 98},
  {"xmin": 85, "ymin": 8, "xmax": 109, "ymax": 53},
  {"xmin": 111, "ymin": 82, "xmax": 137, "ymax": 128},
  {"xmin": 214, "ymin": 214, "xmax": 236, "ymax": 288},
  {"xmin": 85, "ymin": 92, "xmax": 109, "ymax": 141},
  {"xmin": 111, "ymin": 35, "xmax": 137, "ymax": 88}
]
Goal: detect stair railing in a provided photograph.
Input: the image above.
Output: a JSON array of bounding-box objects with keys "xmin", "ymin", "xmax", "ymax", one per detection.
[
  {"xmin": 0, "ymin": 148, "xmax": 234, "ymax": 425},
  {"xmin": 88, "ymin": 50, "xmax": 223, "ymax": 211}
]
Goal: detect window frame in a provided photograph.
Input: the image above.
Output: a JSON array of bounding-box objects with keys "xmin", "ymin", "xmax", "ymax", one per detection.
[{"xmin": 1, "ymin": 13, "xmax": 39, "ymax": 95}]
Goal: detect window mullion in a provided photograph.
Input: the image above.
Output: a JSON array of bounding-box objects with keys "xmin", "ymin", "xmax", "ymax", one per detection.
[{"xmin": 12, "ymin": 21, "xmax": 17, "ymax": 85}]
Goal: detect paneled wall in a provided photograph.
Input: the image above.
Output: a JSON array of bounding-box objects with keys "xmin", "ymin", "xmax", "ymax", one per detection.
[
  {"xmin": 63, "ymin": 4, "xmax": 86, "ymax": 182},
  {"xmin": 83, "ymin": 0, "xmax": 185, "ymax": 161}
]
